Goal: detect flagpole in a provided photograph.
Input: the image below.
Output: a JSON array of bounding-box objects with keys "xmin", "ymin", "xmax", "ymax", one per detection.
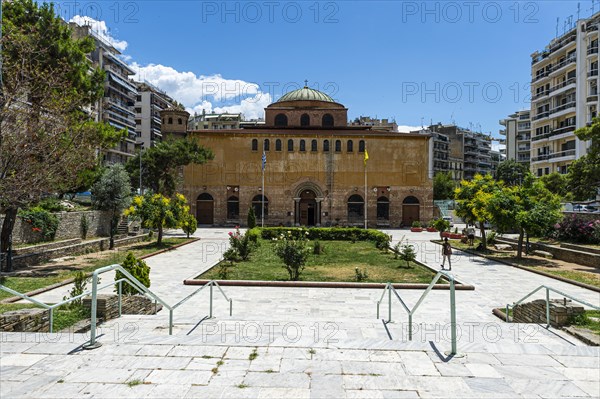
[
  {"xmin": 364, "ymin": 149, "xmax": 368, "ymax": 229},
  {"xmin": 261, "ymin": 151, "xmax": 265, "ymax": 228},
  {"xmin": 261, "ymin": 165, "xmax": 265, "ymax": 228}
]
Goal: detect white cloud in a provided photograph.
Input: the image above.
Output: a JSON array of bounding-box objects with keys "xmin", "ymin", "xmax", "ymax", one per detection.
[
  {"xmin": 69, "ymin": 15, "xmax": 128, "ymax": 52},
  {"xmin": 131, "ymin": 63, "xmax": 271, "ymax": 120},
  {"xmin": 397, "ymin": 125, "xmax": 424, "ymax": 133}
]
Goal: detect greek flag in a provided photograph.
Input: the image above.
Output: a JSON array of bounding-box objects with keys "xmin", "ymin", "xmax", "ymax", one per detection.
[{"xmin": 262, "ymin": 151, "xmax": 267, "ymax": 171}]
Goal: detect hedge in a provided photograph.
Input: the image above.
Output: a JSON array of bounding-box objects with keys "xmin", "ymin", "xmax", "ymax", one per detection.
[{"xmin": 257, "ymin": 227, "xmax": 391, "ymax": 249}]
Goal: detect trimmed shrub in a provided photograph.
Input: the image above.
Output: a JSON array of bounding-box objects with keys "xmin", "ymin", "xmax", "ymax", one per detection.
[
  {"xmin": 551, "ymin": 214, "xmax": 600, "ymax": 244},
  {"xmin": 247, "ymin": 207, "xmax": 257, "ymax": 228},
  {"xmin": 259, "ymin": 227, "xmax": 391, "ymax": 249},
  {"xmin": 116, "ymin": 252, "xmax": 151, "ymax": 295}
]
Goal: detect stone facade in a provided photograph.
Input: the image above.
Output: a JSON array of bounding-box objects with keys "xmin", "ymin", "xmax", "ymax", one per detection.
[
  {"xmin": 0, "ymin": 210, "xmax": 110, "ymax": 246},
  {"xmin": 0, "ymin": 308, "xmax": 50, "ymax": 332},
  {"xmin": 83, "ymin": 294, "xmax": 162, "ymax": 320},
  {"xmin": 513, "ymin": 299, "xmax": 584, "ymax": 327},
  {"xmin": 182, "ymin": 87, "xmax": 434, "ymax": 228}
]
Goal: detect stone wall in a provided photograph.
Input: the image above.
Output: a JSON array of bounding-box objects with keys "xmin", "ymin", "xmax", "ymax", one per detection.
[
  {"xmin": 495, "ymin": 237, "xmax": 600, "ymax": 269},
  {"xmin": 0, "ymin": 210, "xmax": 111, "ymax": 245},
  {"xmin": 83, "ymin": 294, "xmax": 162, "ymax": 320},
  {"xmin": 0, "ymin": 308, "xmax": 50, "ymax": 332},
  {"xmin": 11, "ymin": 234, "xmax": 149, "ymax": 269},
  {"xmin": 513, "ymin": 299, "xmax": 584, "ymax": 327}
]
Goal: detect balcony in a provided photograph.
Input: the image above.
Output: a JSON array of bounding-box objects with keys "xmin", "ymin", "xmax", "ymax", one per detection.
[
  {"xmin": 532, "ymin": 111, "xmax": 550, "ymax": 121},
  {"xmin": 549, "ymin": 101, "xmax": 576, "ymax": 117},
  {"xmin": 532, "ymin": 71, "xmax": 550, "ymax": 83},
  {"xmin": 547, "ymin": 77, "xmax": 576, "ymax": 95},
  {"xmin": 587, "ymin": 94, "xmax": 598, "ymax": 103},
  {"xmin": 588, "ymin": 46, "xmax": 599, "ymax": 56},
  {"xmin": 550, "ymin": 57, "xmax": 576, "ymax": 75},
  {"xmin": 588, "ymin": 69, "xmax": 598, "ymax": 77},
  {"xmin": 531, "ymin": 124, "xmax": 576, "ymax": 141},
  {"xmin": 531, "ymin": 149, "xmax": 576, "ymax": 162}
]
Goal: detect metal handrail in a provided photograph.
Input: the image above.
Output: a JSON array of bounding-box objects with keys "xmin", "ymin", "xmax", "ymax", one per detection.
[
  {"xmin": 505, "ymin": 285, "xmax": 600, "ymax": 328},
  {"xmin": 172, "ymin": 280, "xmax": 232, "ymax": 319},
  {"xmin": 0, "ymin": 277, "xmax": 146, "ymax": 333},
  {"xmin": 376, "ymin": 270, "xmax": 458, "ymax": 355},
  {"xmin": 1, "ymin": 265, "xmax": 233, "ymax": 349}
]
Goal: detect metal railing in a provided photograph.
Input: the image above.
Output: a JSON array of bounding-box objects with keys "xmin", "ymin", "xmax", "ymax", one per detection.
[
  {"xmin": 376, "ymin": 270, "xmax": 458, "ymax": 355},
  {"xmin": 0, "ymin": 264, "xmax": 233, "ymax": 349},
  {"xmin": 505, "ymin": 285, "xmax": 600, "ymax": 328},
  {"xmin": 0, "ymin": 276, "xmax": 145, "ymax": 334}
]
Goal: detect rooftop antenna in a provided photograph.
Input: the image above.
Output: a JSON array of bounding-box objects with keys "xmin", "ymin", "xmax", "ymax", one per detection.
[
  {"xmin": 592, "ymin": 0, "xmax": 597, "ymax": 15},
  {"xmin": 421, "ymin": 117, "xmax": 424, "ymax": 129},
  {"xmin": 556, "ymin": 17, "xmax": 560, "ymax": 37}
]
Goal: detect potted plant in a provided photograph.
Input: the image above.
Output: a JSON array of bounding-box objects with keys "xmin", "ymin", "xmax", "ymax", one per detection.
[
  {"xmin": 432, "ymin": 218, "xmax": 450, "ymax": 238},
  {"xmin": 450, "ymin": 226, "xmax": 462, "ymax": 239},
  {"xmin": 426, "ymin": 220, "xmax": 438, "ymax": 232},
  {"xmin": 410, "ymin": 221, "xmax": 423, "ymax": 232}
]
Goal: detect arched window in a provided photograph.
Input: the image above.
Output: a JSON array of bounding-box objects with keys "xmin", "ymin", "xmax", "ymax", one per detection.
[
  {"xmin": 347, "ymin": 194, "xmax": 364, "ymax": 223},
  {"xmin": 300, "ymin": 140, "xmax": 306, "ymax": 152},
  {"xmin": 301, "ymin": 114, "xmax": 310, "ymax": 126},
  {"xmin": 275, "ymin": 139, "xmax": 282, "ymax": 151},
  {"xmin": 264, "ymin": 139, "xmax": 270, "ymax": 151},
  {"xmin": 359, "ymin": 140, "xmax": 365, "ymax": 153},
  {"xmin": 252, "ymin": 194, "xmax": 269, "ymax": 219},
  {"xmin": 322, "ymin": 114, "xmax": 334, "ymax": 127},
  {"xmin": 275, "ymin": 113, "xmax": 288, "ymax": 127},
  {"xmin": 377, "ymin": 196, "xmax": 390, "ymax": 221},
  {"xmin": 251, "ymin": 139, "xmax": 258, "ymax": 151},
  {"xmin": 311, "ymin": 139, "xmax": 318, "ymax": 152},
  {"xmin": 288, "ymin": 139, "xmax": 294, "ymax": 151},
  {"xmin": 178, "ymin": 118, "xmax": 183, "ymax": 125},
  {"xmin": 168, "ymin": 117, "xmax": 173, "ymax": 124},
  {"xmin": 347, "ymin": 140, "xmax": 353, "ymax": 152},
  {"xmin": 323, "ymin": 140, "xmax": 330, "ymax": 152},
  {"xmin": 227, "ymin": 196, "xmax": 239, "ymax": 220},
  {"xmin": 335, "ymin": 140, "xmax": 342, "ymax": 152},
  {"xmin": 403, "ymin": 196, "xmax": 420, "ymax": 204}
]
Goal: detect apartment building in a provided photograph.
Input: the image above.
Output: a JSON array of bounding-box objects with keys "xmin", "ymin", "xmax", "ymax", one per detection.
[
  {"xmin": 188, "ymin": 111, "xmax": 242, "ymax": 130},
  {"xmin": 410, "ymin": 129, "xmax": 450, "ymax": 176},
  {"xmin": 71, "ymin": 23, "xmax": 138, "ymax": 164},
  {"xmin": 134, "ymin": 82, "xmax": 177, "ymax": 149},
  {"xmin": 499, "ymin": 110, "xmax": 532, "ymax": 165},
  {"xmin": 349, "ymin": 116, "xmax": 398, "ymax": 132},
  {"xmin": 529, "ymin": 12, "xmax": 599, "ymax": 176},
  {"xmin": 429, "ymin": 124, "xmax": 492, "ymax": 181}
]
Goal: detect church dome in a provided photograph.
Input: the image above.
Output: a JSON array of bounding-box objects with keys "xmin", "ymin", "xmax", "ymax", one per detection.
[{"xmin": 276, "ymin": 85, "xmax": 335, "ymax": 103}]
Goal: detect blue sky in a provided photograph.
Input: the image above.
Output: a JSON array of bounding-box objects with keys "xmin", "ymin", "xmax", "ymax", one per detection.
[{"xmin": 56, "ymin": 1, "xmax": 595, "ymax": 137}]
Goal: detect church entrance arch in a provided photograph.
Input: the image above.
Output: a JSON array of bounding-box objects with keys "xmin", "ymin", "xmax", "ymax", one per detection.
[{"xmin": 299, "ymin": 190, "xmax": 317, "ymax": 226}]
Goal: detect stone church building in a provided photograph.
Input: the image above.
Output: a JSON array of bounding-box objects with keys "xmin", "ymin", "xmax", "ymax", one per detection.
[{"xmin": 162, "ymin": 85, "xmax": 434, "ymax": 227}]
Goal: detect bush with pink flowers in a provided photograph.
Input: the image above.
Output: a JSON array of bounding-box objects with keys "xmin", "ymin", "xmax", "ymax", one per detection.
[{"xmin": 551, "ymin": 214, "xmax": 600, "ymax": 244}]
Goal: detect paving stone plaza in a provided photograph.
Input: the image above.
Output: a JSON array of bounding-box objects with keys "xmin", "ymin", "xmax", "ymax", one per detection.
[{"xmin": 1, "ymin": 228, "xmax": 599, "ymax": 398}]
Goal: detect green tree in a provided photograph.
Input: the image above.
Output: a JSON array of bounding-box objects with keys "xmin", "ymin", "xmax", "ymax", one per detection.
[
  {"xmin": 539, "ymin": 172, "xmax": 571, "ymax": 199},
  {"xmin": 433, "ymin": 172, "xmax": 455, "ymax": 200},
  {"xmin": 567, "ymin": 117, "xmax": 600, "ymax": 200},
  {"xmin": 125, "ymin": 192, "xmax": 189, "ymax": 245},
  {"xmin": 454, "ymin": 174, "xmax": 498, "ymax": 250},
  {"xmin": 247, "ymin": 207, "xmax": 257, "ymax": 228},
  {"xmin": 91, "ymin": 164, "xmax": 132, "ymax": 249},
  {"xmin": 487, "ymin": 176, "xmax": 562, "ymax": 259},
  {"xmin": 494, "ymin": 159, "xmax": 530, "ymax": 186},
  {"xmin": 125, "ymin": 139, "xmax": 213, "ymax": 196},
  {"xmin": 0, "ymin": 0, "xmax": 122, "ymax": 262},
  {"xmin": 181, "ymin": 213, "xmax": 197, "ymax": 238}
]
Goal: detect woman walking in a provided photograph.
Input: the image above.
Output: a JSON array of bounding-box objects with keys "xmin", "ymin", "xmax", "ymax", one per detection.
[{"xmin": 441, "ymin": 237, "xmax": 452, "ymax": 271}]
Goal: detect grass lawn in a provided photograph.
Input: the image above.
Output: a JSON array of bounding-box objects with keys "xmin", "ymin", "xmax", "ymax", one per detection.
[
  {"xmin": 0, "ymin": 237, "xmax": 194, "ymax": 301},
  {"xmin": 199, "ymin": 239, "xmax": 440, "ymax": 284},
  {"xmin": 571, "ymin": 310, "xmax": 600, "ymax": 335},
  {"xmin": 444, "ymin": 239, "xmax": 600, "ymax": 289}
]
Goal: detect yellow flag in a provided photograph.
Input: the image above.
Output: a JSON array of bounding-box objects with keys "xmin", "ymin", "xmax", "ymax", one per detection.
[{"xmin": 364, "ymin": 149, "xmax": 369, "ymax": 166}]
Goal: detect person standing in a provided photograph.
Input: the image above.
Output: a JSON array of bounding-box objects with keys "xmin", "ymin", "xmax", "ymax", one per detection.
[
  {"xmin": 441, "ymin": 237, "xmax": 452, "ymax": 270},
  {"xmin": 466, "ymin": 225, "xmax": 476, "ymax": 246}
]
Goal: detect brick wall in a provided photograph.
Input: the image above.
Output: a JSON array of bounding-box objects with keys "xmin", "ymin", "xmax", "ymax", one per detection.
[
  {"xmin": 513, "ymin": 299, "xmax": 584, "ymax": 327},
  {"xmin": 83, "ymin": 294, "xmax": 162, "ymax": 320}
]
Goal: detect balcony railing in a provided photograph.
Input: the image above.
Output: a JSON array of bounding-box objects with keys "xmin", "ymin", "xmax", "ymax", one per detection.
[
  {"xmin": 588, "ymin": 69, "xmax": 598, "ymax": 77},
  {"xmin": 588, "ymin": 46, "xmax": 599, "ymax": 55},
  {"xmin": 549, "ymin": 101, "xmax": 576, "ymax": 116},
  {"xmin": 532, "ymin": 149, "xmax": 576, "ymax": 162},
  {"xmin": 531, "ymin": 124, "xmax": 576, "ymax": 141},
  {"xmin": 550, "ymin": 57, "xmax": 576, "ymax": 74},
  {"xmin": 587, "ymin": 94, "xmax": 598, "ymax": 102},
  {"xmin": 532, "ymin": 111, "xmax": 550, "ymax": 121}
]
